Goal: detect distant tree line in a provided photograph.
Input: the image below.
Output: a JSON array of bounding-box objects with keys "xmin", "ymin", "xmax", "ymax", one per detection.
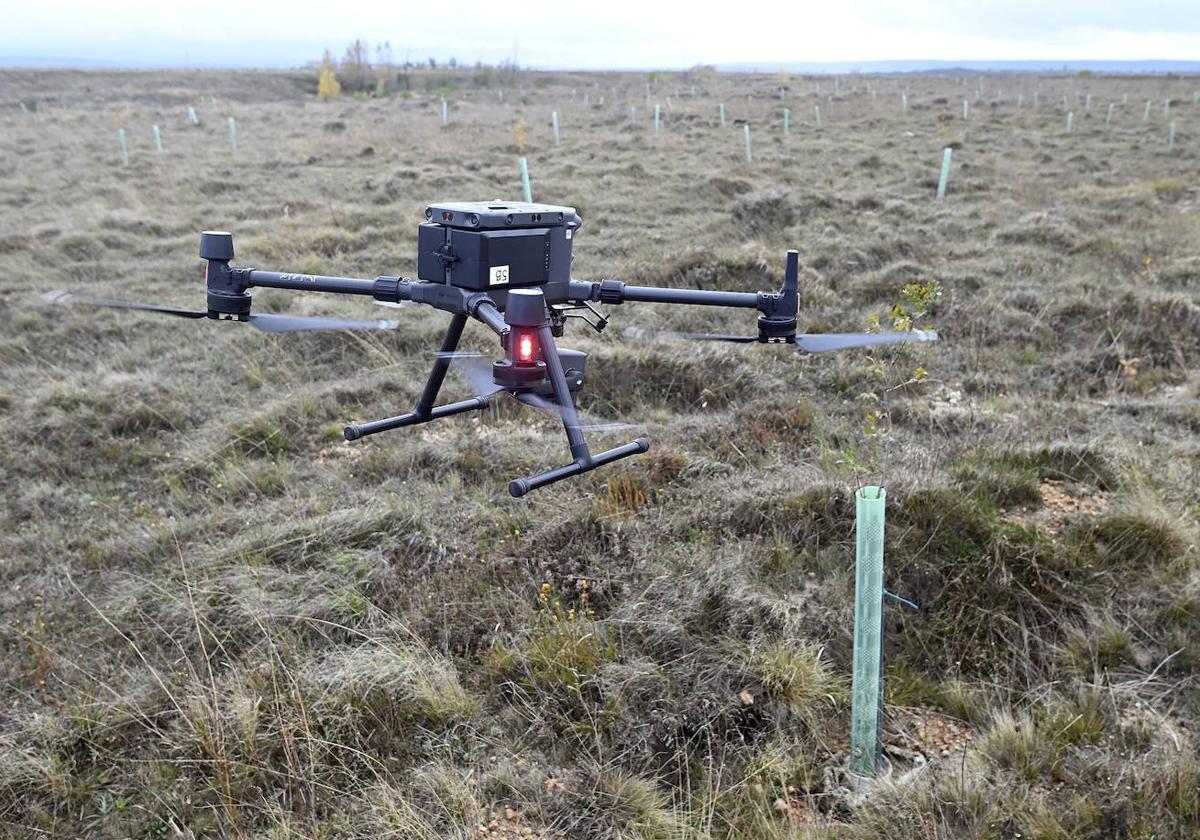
[{"xmin": 315, "ymin": 40, "xmax": 521, "ymax": 99}]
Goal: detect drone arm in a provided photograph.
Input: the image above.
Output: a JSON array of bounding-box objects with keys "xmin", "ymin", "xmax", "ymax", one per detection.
[
  {"xmin": 568, "ymin": 279, "xmax": 759, "ymax": 309},
  {"xmin": 469, "ymin": 296, "xmax": 510, "ymax": 337},
  {"xmin": 567, "ymin": 251, "xmax": 800, "ymax": 341},
  {"xmin": 239, "ymin": 269, "xmax": 409, "ymax": 302},
  {"xmin": 568, "ymin": 251, "xmax": 799, "ymax": 316}
]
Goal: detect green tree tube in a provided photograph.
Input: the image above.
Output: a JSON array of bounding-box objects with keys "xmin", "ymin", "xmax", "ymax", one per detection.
[
  {"xmin": 719, "ymin": 102, "xmax": 725, "ymax": 126},
  {"xmin": 850, "ymin": 486, "xmax": 886, "ymax": 777},
  {"xmin": 551, "ymin": 111, "xmax": 559, "ymax": 145},
  {"xmin": 228, "ymin": 117, "xmax": 237, "ymax": 153},
  {"xmin": 654, "ymin": 104, "xmax": 661, "ymax": 134},
  {"xmin": 743, "ymin": 123, "xmax": 751, "ymax": 162},
  {"xmin": 188, "ymin": 106, "xmax": 198, "ymax": 125},
  {"xmin": 1106, "ymin": 103, "xmax": 1115, "ymax": 126},
  {"xmin": 814, "ymin": 105, "xmax": 821, "ymax": 128},
  {"xmin": 518, "ymin": 156, "xmax": 532, "ymax": 203},
  {"xmin": 936, "ymin": 146, "xmax": 952, "ymax": 200},
  {"xmin": 1066, "ymin": 111, "xmax": 1073, "ymax": 133},
  {"xmin": 153, "ymin": 124, "xmax": 162, "ymax": 153},
  {"xmin": 783, "ymin": 107, "xmax": 789, "ymax": 137}
]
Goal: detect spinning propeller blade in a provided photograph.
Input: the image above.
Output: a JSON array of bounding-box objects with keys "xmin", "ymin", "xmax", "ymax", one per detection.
[
  {"xmin": 623, "ymin": 326, "xmax": 759, "ymax": 343},
  {"xmin": 515, "ymin": 391, "xmax": 636, "ymax": 433},
  {"xmin": 42, "ymin": 291, "xmax": 400, "ymax": 333},
  {"xmin": 623, "ymin": 324, "xmax": 939, "ymax": 351},
  {"xmin": 453, "ymin": 356, "xmax": 632, "ymax": 432},
  {"xmin": 41, "ymin": 290, "xmax": 206, "ymax": 319},
  {"xmin": 248, "ymin": 314, "xmax": 400, "ymax": 333},
  {"xmin": 454, "ymin": 356, "xmax": 507, "ymax": 397},
  {"xmin": 794, "ymin": 329, "xmax": 939, "ymax": 353}
]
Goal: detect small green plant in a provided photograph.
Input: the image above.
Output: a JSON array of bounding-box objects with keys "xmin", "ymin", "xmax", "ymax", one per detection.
[
  {"xmin": 844, "ymin": 280, "xmax": 940, "ymax": 485},
  {"xmin": 748, "ymin": 641, "xmax": 839, "ymax": 713}
]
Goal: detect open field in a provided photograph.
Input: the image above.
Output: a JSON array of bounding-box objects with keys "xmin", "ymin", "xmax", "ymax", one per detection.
[{"xmin": 1, "ymin": 66, "xmax": 1199, "ymax": 838}]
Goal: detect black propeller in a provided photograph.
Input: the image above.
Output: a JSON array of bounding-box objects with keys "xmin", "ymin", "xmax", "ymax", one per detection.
[
  {"xmin": 622, "ymin": 325, "xmax": 939, "ymax": 352},
  {"xmin": 42, "ymin": 291, "xmax": 401, "ymax": 333},
  {"xmin": 41, "ymin": 290, "xmax": 207, "ymax": 319}
]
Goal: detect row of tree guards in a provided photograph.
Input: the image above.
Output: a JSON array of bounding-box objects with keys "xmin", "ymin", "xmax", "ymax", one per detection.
[
  {"xmin": 111, "ymin": 114, "xmax": 239, "ymax": 163},
  {"xmin": 434, "ymin": 93, "xmax": 1189, "ymax": 137},
  {"xmin": 12, "ymin": 84, "xmax": 1191, "ymax": 173}
]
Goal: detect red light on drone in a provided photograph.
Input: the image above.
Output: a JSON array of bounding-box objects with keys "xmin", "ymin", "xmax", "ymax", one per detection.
[{"xmin": 517, "ymin": 333, "xmax": 536, "ymax": 363}]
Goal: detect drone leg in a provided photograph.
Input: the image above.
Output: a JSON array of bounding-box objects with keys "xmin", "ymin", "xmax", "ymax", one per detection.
[
  {"xmin": 539, "ymin": 324, "xmax": 591, "ymax": 463},
  {"xmin": 506, "ymin": 325, "xmax": 649, "ymax": 497},
  {"xmin": 344, "ymin": 314, "xmax": 488, "ymax": 440}
]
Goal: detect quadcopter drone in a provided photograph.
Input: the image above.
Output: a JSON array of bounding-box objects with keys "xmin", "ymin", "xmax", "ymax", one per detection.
[{"xmin": 48, "ymin": 201, "xmax": 936, "ymax": 497}]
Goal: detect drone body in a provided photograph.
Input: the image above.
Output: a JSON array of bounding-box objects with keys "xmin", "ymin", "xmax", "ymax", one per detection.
[{"xmin": 49, "ymin": 201, "xmax": 937, "ymax": 497}]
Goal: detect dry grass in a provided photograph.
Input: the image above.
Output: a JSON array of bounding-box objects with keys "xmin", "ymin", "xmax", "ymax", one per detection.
[{"xmin": 1, "ymin": 66, "xmax": 1199, "ymax": 837}]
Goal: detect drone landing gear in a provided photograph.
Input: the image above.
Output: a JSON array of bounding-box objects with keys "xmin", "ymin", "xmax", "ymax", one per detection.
[
  {"xmin": 507, "ymin": 324, "xmax": 649, "ymax": 498},
  {"xmin": 342, "ymin": 313, "xmax": 489, "ymax": 440},
  {"xmin": 342, "ymin": 302, "xmax": 649, "ymax": 498}
]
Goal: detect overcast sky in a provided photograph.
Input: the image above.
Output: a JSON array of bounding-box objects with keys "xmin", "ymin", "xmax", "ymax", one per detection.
[{"xmin": 4, "ymin": 0, "xmax": 1199, "ymax": 68}]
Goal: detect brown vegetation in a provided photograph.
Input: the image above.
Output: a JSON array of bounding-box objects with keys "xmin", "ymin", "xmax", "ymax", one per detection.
[{"xmin": 0, "ymin": 67, "xmax": 1197, "ymax": 838}]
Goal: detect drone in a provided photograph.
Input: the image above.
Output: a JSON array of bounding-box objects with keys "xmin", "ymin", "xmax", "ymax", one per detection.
[{"xmin": 46, "ymin": 201, "xmax": 937, "ymax": 497}]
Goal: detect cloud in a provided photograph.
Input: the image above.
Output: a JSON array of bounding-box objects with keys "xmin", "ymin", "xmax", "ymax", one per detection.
[{"xmin": 2, "ymin": 0, "xmax": 1198, "ymax": 68}]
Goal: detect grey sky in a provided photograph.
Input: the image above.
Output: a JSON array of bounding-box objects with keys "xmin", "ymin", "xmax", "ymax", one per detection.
[{"xmin": 4, "ymin": 0, "xmax": 1199, "ymax": 68}]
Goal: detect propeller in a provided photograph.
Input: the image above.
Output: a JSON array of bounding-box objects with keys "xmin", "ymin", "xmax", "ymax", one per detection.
[
  {"xmin": 622, "ymin": 325, "xmax": 938, "ymax": 352},
  {"xmin": 42, "ymin": 291, "xmax": 401, "ymax": 333},
  {"xmin": 453, "ymin": 355, "xmax": 633, "ymax": 433},
  {"xmin": 515, "ymin": 390, "xmax": 636, "ymax": 433},
  {"xmin": 41, "ymin": 290, "xmax": 206, "ymax": 319},
  {"xmin": 247, "ymin": 313, "xmax": 400, "ymax": 333},
  {"xmin": 623, "ymin": 327, "xmax": 759, "ymax": 344},
  {"xmin": 795, "ymin": 329, "xmax": 938, "ymax": 353}
]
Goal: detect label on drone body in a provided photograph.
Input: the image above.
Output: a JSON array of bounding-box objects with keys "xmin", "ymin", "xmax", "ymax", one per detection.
[{"xmin": 489, "ymin": 265, "xmax": 510, "ymax": 286}]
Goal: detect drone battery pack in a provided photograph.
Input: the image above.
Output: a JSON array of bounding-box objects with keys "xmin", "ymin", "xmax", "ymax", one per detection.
[
  {"xmin": 417, "ymin": 201, "xmax": 579, "ymax": 292},
  {"xmin": 418, "ymin": 225, "xmax": 550, "ymax": 290}
]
